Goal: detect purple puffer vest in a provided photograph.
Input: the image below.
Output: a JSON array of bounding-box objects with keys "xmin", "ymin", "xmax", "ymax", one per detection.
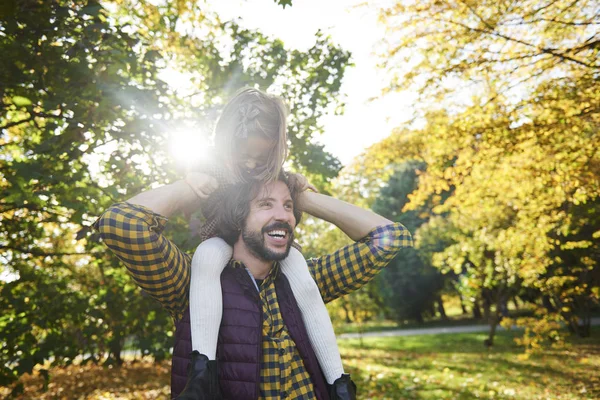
[{"xmin": 171, "ymin": 266, "xmax": 330, "ymax": 400}]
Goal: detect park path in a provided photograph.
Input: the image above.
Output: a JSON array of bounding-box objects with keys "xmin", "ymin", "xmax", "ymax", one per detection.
[{"xmin": 337, "ymin": 317, "xmax": 600, "ymax": 339}]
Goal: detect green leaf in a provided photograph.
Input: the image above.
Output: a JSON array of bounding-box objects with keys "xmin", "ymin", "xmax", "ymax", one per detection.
[
  {"xmin": 12, "ymin": 96, "xmax": 32, "ymax": 106},
  {"xmin": 275, "ymin": 0, "xmax": 293, "ymax": 8}
]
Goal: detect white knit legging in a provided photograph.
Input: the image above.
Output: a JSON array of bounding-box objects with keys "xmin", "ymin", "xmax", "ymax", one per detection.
[{"xmin": 189, "ymin": 237, "xmax": 344, "ymax": 383}]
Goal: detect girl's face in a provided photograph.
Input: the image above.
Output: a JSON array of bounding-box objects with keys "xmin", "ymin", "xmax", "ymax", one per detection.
[{"xmin": 236, "ymin": 135, "xmax": 274, "ymax": 174}]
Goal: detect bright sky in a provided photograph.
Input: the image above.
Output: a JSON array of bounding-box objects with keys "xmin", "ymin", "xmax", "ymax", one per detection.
[{"xmin": 167, "ymin": 0, "xmax": 415, "ymax": 166}]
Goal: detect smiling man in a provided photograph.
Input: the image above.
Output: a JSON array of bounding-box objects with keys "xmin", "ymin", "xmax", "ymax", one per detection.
[
  {"xmin": 94, "ymin": 173, "xmax": 413, "ymax": 399},
  {"xmin": 235, "ymin": 183, "xmax": 297, "ymax": 267}
]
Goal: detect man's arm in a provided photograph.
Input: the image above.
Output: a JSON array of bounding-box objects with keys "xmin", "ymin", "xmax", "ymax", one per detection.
[
  {"xmin": 299, "ymin": 191, "xmax": 392, "ymax": 241},
  {"xmin": 94, "ymin": 178, "xmax": 209, "ymax": 319},
  {"xmin": 300, "ymin": 192, "xmax": 413, "ymax": 303}
]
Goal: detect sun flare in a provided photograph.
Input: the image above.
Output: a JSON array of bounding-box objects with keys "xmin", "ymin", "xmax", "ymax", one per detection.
[{"xmin": 168, "ymin": 128, "xmax": 211, "ymax": 168}]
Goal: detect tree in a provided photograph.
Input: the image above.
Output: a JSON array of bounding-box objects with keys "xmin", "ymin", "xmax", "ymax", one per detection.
[
  {"xmin": 377, "ymin": 0, "xmax": 599, "ymax": 118},
  {"xmin": 0, "ymin": 0, "xmax": 351, "ymax": 387},
  {"xmin": 357, "ymin": 0, "xmax": 600, "ymax": 346},
  {"xmin": 372, "ymin": 162, "xmax": 448, "ymax": 323},
  {"xmin": 299, "ymin": 187, "xmax": 386, "ymax": 329}
]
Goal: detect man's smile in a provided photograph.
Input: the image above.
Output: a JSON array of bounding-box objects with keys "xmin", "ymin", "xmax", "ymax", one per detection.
[
  {"xmin": 266, "ymin": 229, "xmax": 287, "ymax": 238},
  {"xmin": 262, "ymin": 223, "xmax": 293, "ymax": 247}
]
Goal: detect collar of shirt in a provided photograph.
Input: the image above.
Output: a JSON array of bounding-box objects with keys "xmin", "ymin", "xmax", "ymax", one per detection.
[{"xmin": 229, "ymin": 259, "xmax": 281, "ymax": 291}]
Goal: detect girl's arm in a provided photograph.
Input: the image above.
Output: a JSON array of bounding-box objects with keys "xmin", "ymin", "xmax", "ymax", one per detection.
[{"xmin": 127, "ymin": 173, "xmax": 218, "ymax": 217}]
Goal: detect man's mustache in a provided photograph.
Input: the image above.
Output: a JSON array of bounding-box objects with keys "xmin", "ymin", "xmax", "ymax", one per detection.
[{"xmin": 262, "ymin": 222, "xmax": 294, "ymax": 235}]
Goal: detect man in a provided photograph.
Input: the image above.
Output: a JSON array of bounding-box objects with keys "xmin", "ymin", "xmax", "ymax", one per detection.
[{"xmin": 94, "ymin": 173, "xmax": 413, "ymax": 399}]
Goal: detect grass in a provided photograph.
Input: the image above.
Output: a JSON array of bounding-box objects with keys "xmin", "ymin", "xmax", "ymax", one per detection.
[
  {"xmin": 338, "ymin": 328, "xmax": 600, "ymax": 399},
  {"xmin": 3, "ymin": 329, "xmax": 599, "ymax": 399},
  {"xmin": 334, "ymin": 316, "xmax": 489, "ymax": 335}
]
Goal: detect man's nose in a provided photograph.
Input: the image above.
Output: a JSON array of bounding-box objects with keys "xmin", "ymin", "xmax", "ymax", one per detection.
[{"xmin": 273, "ymin": 204, "xmax": 291, "ymax": 221}]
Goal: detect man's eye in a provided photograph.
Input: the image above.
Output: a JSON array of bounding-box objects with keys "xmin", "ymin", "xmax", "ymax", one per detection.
[
  {"xmin": 259, "ymin": 201, "xmax": 271, "ymax": 207},
  {"xmin": 284, "ymin": 204, "xmax": 293, "ymax": 211}
]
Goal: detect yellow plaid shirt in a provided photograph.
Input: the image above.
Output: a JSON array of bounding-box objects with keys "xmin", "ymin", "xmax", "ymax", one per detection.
[{"xmin": 95, "ymin": 202, "xmax": 413, "ymax": 399}]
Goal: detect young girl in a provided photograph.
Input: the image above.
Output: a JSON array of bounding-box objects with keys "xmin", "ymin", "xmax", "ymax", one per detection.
[{"xmin": 178, "ymin": 88, "xmax": 349, "ymax": 398}]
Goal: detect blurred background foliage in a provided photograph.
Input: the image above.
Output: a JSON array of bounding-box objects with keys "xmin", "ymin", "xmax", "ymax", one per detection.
[
  {"xmin": 0, "ymin": 0, "xmax": 349, "ymax": 388},
  {"xmin": 1, "ymin": 0, "xmax": 599, "ymax": 396},
  {"xmin": 320, "ymin": 0, "xmax": 599, "ymax": 350}
]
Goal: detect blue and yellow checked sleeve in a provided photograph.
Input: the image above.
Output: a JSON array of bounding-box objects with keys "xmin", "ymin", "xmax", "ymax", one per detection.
[
  {"xmin": 93, "ymin": 202, "xmax": 190, "ymax": 319},
  {"xmin": 307, "ymin": 223, "xmax": 413, "ymax": 303}
]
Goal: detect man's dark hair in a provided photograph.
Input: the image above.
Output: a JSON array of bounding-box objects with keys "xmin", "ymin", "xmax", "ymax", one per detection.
[{"xmin": 208, "ymin": 173, "xmax": 303, "ymax": 246}]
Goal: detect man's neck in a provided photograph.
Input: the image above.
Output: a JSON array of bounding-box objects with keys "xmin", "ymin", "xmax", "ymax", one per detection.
[{"xmin": 232, "ymin": 242, "xmax": 274, "ymax": 280}]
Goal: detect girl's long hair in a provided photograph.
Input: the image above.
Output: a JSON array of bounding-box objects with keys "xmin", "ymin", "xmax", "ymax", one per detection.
[{"xmin": 214, "ymin": 87, "xmax": 289, "ymax": 183}]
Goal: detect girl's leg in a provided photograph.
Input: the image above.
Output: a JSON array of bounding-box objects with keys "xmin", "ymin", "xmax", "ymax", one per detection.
[
  {"xmin": 280, "ymin": 247, "xmax": 344, "ymax": 384},
  {"xmin": 178, "ymin": 238, "xmax": 231, "ymax": 399},
  {"xmin": 189, "ymin": 237, "xmax": 233, "ymax": 358}
]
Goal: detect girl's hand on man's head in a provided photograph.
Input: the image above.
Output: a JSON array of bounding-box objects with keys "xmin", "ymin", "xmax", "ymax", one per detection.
[
  {"xmin": 289, "ymin": 173, "xmax": 318, "ymax": 193},
  {"xmin": 184, "ymin": 172, "xmax": 219, "ymax": 200}
]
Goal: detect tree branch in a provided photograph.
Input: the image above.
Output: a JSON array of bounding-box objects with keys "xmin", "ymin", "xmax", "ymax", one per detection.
[
  {"xmin": 0, "ymin": 245, "xmax": 92, "ymax": 257},
  {"xmin": 457, "ymin": 0, "xmax": 496, "ymax": 31},
  {"xmin": 0, "ymin": 203, "xmax": 41, "ymax": 214},
  {"xmin": 436, "ymin": 17, "xmax": 599, "ymax": 69},
  {"xmin": 525, "ymin": 0, "xmax": 569, "ymax": 18},
  {"xmin": 0, "ymin": 116, "xmax": 35, "ymax": 130},
  {"xmin": 504, "ymin": 18, "xmax": 600, "ymax": 26}
]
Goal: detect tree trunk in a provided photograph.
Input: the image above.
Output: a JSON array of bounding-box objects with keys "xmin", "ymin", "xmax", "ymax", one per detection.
[
  {"xmin": 499, "ymin": 300, "xmax": 509, "ymax": 320},
  {"xmin": 108, "ymin": 328, "xmax": 124, "ymax": 366},
  {"xmin": 427, "ymin": 303, "xmax": 436, "ymax": 318},
  {"xmin": 484, "ymin": 306, "xmax": 502, "ymax": 348},
  {"xmin": 458, "ymin": 293, "xmax": 468, "ymax": 315},
  {"xmin": 415, "ymin": 311, "xmax": 424, "ymax": 324},
  {"xmin": 581, "ymin": 315, "xmax": 591, "ymax": 338},
  {"xmin": 485, "ymin": 317, "xmax": 498, "ymax": 348},
  {"xmin": 343, "ymin": 300, "xmax": 355, "ymax": 323},
  {"xmin": 436, "ymin": 296, "xmax": 448, "ymax": 320},
  {"xmin": 472, "ymin": 300, "xmax": 482, "ymax": 319},
  {"xmin": 482, "ymin": 296, "xmax": 491, "ymax": 322},
  {"xmin": 570, "ymin": 314, "xmax": 591, "ymax": 338},
  {"xmin": 512, "ymin": 296, "xmax": 520, "ymax": 310}
]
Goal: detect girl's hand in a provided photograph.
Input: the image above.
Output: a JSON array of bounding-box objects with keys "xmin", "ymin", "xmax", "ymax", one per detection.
[
  {"xmin": 290, "ymin": 173, "xmax": 318, "ymax": 193},
  {"xmin": 184, "ymin": 172, "xmax": 219, "ymax": 200}
]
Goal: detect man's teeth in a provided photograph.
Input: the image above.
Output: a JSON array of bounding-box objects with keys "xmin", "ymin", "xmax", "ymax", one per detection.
[{"xmin": 267, "ymin": 230, "xmax": 286, "ymax": 238}]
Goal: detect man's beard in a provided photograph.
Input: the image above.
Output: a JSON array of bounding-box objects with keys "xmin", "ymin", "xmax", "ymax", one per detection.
[{"xmin": 241, "ymin": 222, "xmax": 294, "ymax": 262}]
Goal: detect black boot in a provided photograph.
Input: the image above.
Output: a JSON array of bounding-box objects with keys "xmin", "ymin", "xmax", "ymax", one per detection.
[
  {"xmin": 176, "ymin": 351, "xmax": 222, "ymax": 400},
  {"xmin": 328, "ymin": 374, "xmax": 357, "ymax": 400}
]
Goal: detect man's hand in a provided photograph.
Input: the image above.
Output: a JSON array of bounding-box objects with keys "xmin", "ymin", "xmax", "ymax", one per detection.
[{"xmin": 184, "ymin": 172, "xmax": 219, "ymax": 199}]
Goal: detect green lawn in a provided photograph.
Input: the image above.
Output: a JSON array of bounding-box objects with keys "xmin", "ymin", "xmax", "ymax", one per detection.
[
  {"xmin": 334, "ymin": 317, "xmax": 488, "ymax": 335},
  {"xmin": 4, "ymin": 329, "xmax": 599, "ymax": 399},
  {"xmin": 339, "ymin": 329, "xmax": 600, "ymax": 399}
]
